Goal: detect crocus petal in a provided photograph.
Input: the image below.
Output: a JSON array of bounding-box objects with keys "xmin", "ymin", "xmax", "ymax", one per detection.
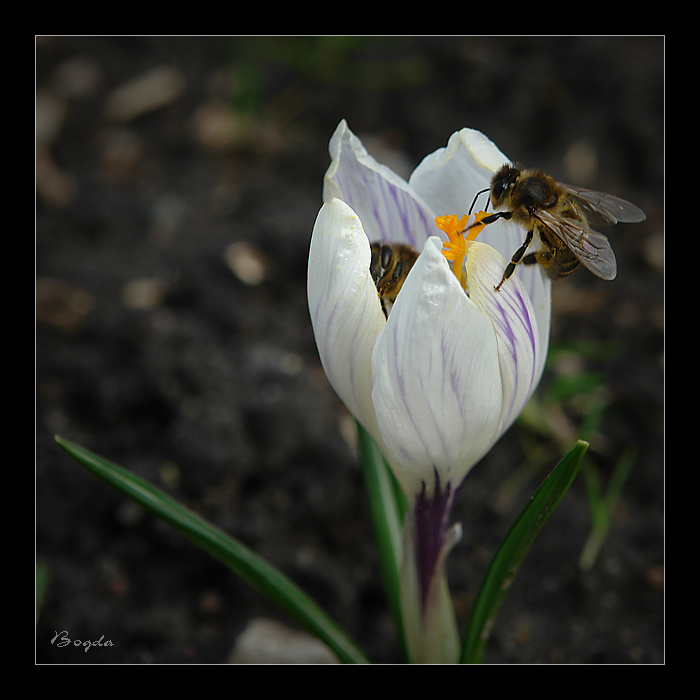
[
  {"xmin": 323, "ymin": 119, "xmax": 436, "ymax": 249},
  {"xmin": 409, "ymin": 127, "xmax": 509, "ymax": 219},
  {"xmin": 307, "ymin": 198, "xmax": 386, "ymax": 443},
  {"xmin": 371, "ymin": 236, "xmax": 503, "ymax": 499},
  {"xmin": 466, "ymin": 241, "xmax": 545, "ymax": 434},
  {"xmin": 409, "ymin": 126, "xmax": 552, "ymax": 355},
  {"xmin": 409, "ymin": 128, "xmax": 515, "ymax": 267}
]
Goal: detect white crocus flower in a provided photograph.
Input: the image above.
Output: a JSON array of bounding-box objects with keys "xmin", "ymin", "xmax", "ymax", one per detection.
[{"xmin": 308, "ymin": 120, "xmax": 552, "ymax": 663}]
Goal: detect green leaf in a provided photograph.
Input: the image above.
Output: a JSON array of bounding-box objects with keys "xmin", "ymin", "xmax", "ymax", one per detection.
[
  {"xmin": 36, "ymin": 560, "xmax": 51, "ymax": 615},
  {"xmin": 355, "ymin": 422, "xmax": 409, "ymax": 661},
  {"xmin": 578, "ymin": 445, "xmax": 636, "ymax": 571},
  {"xmin": 460, "ymin": 439, "xmax": 588, "ymax": 664},
  {"xmin": 54, "ymin": 435, "xmax": 370, "ymax": 665}
]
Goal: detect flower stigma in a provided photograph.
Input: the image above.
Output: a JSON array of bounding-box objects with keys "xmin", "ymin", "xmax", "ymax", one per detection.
[{"xmin": 435, "ymin": 211, "xmax": 490, "ymax": 291}]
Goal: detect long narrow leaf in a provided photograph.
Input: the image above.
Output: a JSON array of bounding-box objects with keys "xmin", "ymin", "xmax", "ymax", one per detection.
[
  {"xmin": 578, "ymin": 445, "xmax": 636, "ymax": 571},
  {"xmin": 460, "ymin": 439, "xmax": 588, "ymax": 664},
  {"xmin": 355, "ymin": 422, "xmax": 408, "ymax": 661},
  {"xmin": 54, "ymin": 435, "xmax": 370, "ymax": 664}
]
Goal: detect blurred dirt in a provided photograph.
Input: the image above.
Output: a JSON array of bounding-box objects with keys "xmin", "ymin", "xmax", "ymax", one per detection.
[{"xmin": 36, "ymin": 36, "xmax": 663, "ymax": 664}]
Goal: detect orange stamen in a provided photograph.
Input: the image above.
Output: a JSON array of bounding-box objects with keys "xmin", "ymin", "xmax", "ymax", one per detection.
[{"xmin": 435, "ymin": 211, "xmax": 490, "ymax": 290}]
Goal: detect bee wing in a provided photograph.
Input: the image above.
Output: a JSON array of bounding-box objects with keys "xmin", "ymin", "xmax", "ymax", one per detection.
[
  {"xmin": 535, "ymin": 209, "xmax": 617, "ymax": 280},
  {"xmin": 560, "ymin": 183, "xmax": 646, "ymax": 226}
]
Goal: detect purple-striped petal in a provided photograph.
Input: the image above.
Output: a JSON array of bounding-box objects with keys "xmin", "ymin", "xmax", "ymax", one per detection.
[
  {"xmin": 370, "ymin": 237, "xmax": 503, "ymax": 500},
  {"xmin": 323, "ymin": 120, "xmax": 436, "ymax": 249},
  {"xmin": 466, "ymin": 241, "xmax": 546, "ymax": 434},
  {"xmin": 307, "ymin": 198, "xmax": 386, "ymax": 447},
  {"xmin": 409, "ymin": 126, "xmax": 552, "ymax": 378}
]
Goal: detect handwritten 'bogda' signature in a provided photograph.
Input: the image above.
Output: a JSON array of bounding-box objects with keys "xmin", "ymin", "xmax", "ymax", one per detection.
[{"xmin": 51, "ymin": 630, "xmax": 114, "ymax": 652}]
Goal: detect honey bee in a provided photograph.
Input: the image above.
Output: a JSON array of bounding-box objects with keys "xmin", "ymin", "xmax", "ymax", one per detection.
[
  {"xmin": 468, "ymin": 164, "xmax": 646, "ymax": 291},
  {"xmin": 370, "ymin": 242, "xmax": 418, "ymax": 317}
]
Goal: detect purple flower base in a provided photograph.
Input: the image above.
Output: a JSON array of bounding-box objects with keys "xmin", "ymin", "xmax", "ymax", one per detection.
[{"xmin": 412, "ymin": 468, "xmax": 456, "ymax": 612}]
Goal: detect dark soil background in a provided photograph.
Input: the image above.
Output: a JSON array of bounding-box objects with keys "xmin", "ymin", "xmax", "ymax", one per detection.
[{"xmin": 36, "ymin": 36, "xmax": 664, "ymax": 664}]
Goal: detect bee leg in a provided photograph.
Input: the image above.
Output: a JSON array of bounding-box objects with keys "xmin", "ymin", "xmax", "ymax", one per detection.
[
  {"xmin": 379, "ymin": 298, "xmax": 389, "ymax": 319},
  {"xmin": 468, "ymin": 210, "xmax": 512, "ymax": 230},
  {"xmin": 494, "ymin": 229, "xmax": 534, "ymax": 291},
  {"xmin": 391, "ymin": 260, "xmax": 404, "ymax": 285},
  {"xmin": 370, "ymin": 246, "xmax": 382, "ymax": 284}
]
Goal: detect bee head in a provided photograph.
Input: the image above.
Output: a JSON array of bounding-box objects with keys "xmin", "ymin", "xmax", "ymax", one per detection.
[{"xmin": 490, "ymin": 164, "xmax": 520, "ymax": 207}]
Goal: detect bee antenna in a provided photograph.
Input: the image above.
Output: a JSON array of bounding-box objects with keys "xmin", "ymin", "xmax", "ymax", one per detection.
[{"xmin": 468, "ymin": 187, "xmax": 490, "ymax": 215}]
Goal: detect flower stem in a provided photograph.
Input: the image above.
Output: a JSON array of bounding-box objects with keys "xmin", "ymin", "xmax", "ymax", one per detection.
[{"xmin": 400, "ymin": 469, "xmax": 461, "ymax": 663}]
